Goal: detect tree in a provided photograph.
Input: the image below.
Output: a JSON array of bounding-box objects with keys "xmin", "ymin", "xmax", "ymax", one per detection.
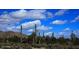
[
  {"xmin": 58, "ymin": 35, "xmax": 66, "ymax": 45},
  {"xmin": 51, "ymin": 32, "xmax": 57, "ymax": 44},
  {"xmin": 71, "ymin": 31, "xmax": 76, "ymax": 41},
  {"xmin": 70, "ymin": 31, "xmax": 79, "ymax": 45}
]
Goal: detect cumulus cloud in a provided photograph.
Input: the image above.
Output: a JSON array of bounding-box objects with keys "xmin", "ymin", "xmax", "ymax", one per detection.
[
  {"xmin": 71, "ymin": 15, "xmax": 79, "ymax": 23},
  {"xmin": 0, "ymin": 14, "xmax": 10, "ymax": 19},
  {"xmin": 74, "ymin": 30, "xmax": 79, "ymax": 36},
  {"xmin": 37, "ymin": 25, "xmax": 52, "ymax": 31},
  {"xmin": 44, "ymin": 32, "xmax": 52, "ymax": 36},
  {"xmin": 64, "ymin": 28, "xmax": 70, "ymax": 31},
  {"xmin": 28, "ymin": 9, "xmax": 46, "ymax": 19},
  {"xmin": 16, "ymin": 20, "xmax": 41, "ymax": 29},
  {"xmin": 27, "ymin": 26, "xmax": 52, "ymax": 33},
  {"xmin": 0, "ymin": 12, "xmax": 21, "ymax": 25},
  {"xmin": 58, "ymin": 31, "xmax": 71, "ymax": 38},
  {"xmin": 0, "ymin": 9, "xmax": 49, "ymax": 25},
  {"xmin": 52, "ymin": 20, "xmax": 67, "ymax": 25},
  {"xmin": 15, "ymin": 20, "xmax": 52, "ymax": 32},
  {"xmin": 0, "ymin": 9, "xmax": 69, "ymax": 34},
  {"xmin": 8, "ymin": 21, "xmax": 53, "ymax": 33},
  {"xmin": 0, "ymin": 9, "xmax": 68, "ymax": 25},
  {"xmin": 10, "ymin": 9, "xmax": 48, "ymax": 20},
  {"xmin": 0, "ymin": 14, "xmax": 11, "ymax": 23},
  {"xmin": 27, "ymin": 29, "xmax": 34, "ymax": 32},
  {"xmin": 75, "ymin": 15, "xmax": 79, "ymax": 20},
  {"xmin": 0, "ymin": 9, "xmax": 54, "ymax": 26},
  {"xmin": 55, "ymin": 9, "xmax": 68, "ymax": 16},
  {"xmin": 46, "ymin": 12, "xmax": 53, "ymax": 18},
  {"xmin": 10, "ymin": 9, "xmax": 28, "ymax": 19},
  {"xmin": 7, "ymin": 26, "xmax": 16, "ymax": 30},
  {"xmin": 58, "ymin": 32, "xmax": 65, "ymax": 35}
]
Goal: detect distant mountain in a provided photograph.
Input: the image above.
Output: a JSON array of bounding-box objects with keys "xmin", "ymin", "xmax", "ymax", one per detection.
[{"xmin": 0, "ymin": 31, "xmax": 27, "ymax": 39}]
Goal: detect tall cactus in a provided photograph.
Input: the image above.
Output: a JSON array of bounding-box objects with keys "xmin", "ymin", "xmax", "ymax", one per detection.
[
  {"xmin": 43, "ymin": 32, "xmax": 45, "ymax": 38},
  {"xmin": 33, "ymin": 24, "xmax": 37, "ymax": 44},
  {"xmin": 52, "ymin": 32, "xmax": 54, "ymax": 38},
  {"xmin": 20, "ymin": 25, "xmax": 22, "ymax": 43},
  {"xmin": 38, "ymin": 32, "xmax": 41, "ymax": 44}
]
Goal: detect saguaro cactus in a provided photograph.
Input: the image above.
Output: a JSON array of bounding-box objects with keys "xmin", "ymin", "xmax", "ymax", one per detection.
[
  {"xmin": 38, "ymin": 32, "xmax": 41, "ymax": 44},
  {"xmin": 20, "ymin": 25, "xmax": 22, "ymax": 43},
  {"xmin": 43, "ymin": 32, "xmax": 45, "ymax": 38},
  {"xmin": 33, "ymin": 24, "xmax": 37, "ymax": 44}
]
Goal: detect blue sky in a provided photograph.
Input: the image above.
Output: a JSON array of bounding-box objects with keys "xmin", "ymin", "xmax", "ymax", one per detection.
[{"xmin": 0, "ymin": 9, "xmax": 79, "ymax": 38}]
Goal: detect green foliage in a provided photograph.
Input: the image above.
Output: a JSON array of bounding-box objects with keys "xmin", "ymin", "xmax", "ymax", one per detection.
[
  {"xmin": 7, "ymin": 36, "xmax": 20, "ymax": 43},
  {"xmin": 0, "ymin": 31, "xmax": 79, "ymax": 49}
]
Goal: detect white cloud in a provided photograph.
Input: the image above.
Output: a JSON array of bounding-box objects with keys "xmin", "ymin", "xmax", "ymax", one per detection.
[
  {"xmin": 10, "ymin": 9, "xmax": 28, "ymax": 19},
  {"xmin": 75, "ymin": 15, "xmax": 79, "ymax": 20},
  {"xmin": 0, "ymin": 13, "xmax": 21, "ymax": 25},
  {"xmin": 0, "ymin": 9, "xmax": 54, "ymax": 26},
  {"xmin": 58, "ymin": 32, "xmax": 65, "ymax": 35},
  {"xmin": 28, "ymin": 9, "xmax": 46, "ymax": 19},
  {"xmin": 64, "ymin": 28, "xmax": 70, "ymax": 31},
  {"xmin": 0, "ymin": 14, "xmax": 11, "ymax": 23},
  {"xmin": 7, "ymin": 26, "xmax": 16, "ymax": 31},
  {"xmin": 46, "ymin": 12, "xmax": 53, "ymax": 18},
  {"xmin": 16, "ymin": 20, "xmax": 41, "ymax": 29},
  {"xmin": 37, "ymin": 25, "xmax": 52, "ymax": 31},
  {"xmin": 0, "ymin": 14, "xmax": 10, "ymax": 19},
  {"xmin": 71, "ymin": 20, "xmax": 76, "ymax": 23},
  {"xmin": 44, "ymin": 32, "xmax": 52, "ymax": 36},
  {"xmin": 74, "ymin": 30, "xmax": 79, "ymax": 36},
  {"xmin": 58, "ymin": 31, "xmax": 71, "ymax": 38},
  {"xmin": 52, "ymin": 20, "xmax": 67, "ymax": 24},
  {"xmin": 0, "ymin": 9, "xmax": 70, "ymax": 33},
  {"xmin": 27, "ymin": 29, "xmax": 34, "ymax": 32},
  {"xmin": 10, "ymin": 9, "xmax": 47, "ymax": 20},
  {"xmin": 0, "ymin": 19, "xmax": 9, "ymax": 24},
  {"xmin": 6, "ymin": 26, "xmax": 19, "ymax": 32},
  {"xmin": 0, "ymin": 9, "xmax": 69, "ymax": 25},
  {"xmin": 15, "ymin": 20, "xmax": 52, "ymax": 31},
  {"xmin": 55, "ymin": 9, "xmax": 68, "ymax": 16},
  {"xmin": 71, "ymin": 15, "xmax": 79, "ymax": 23}
]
